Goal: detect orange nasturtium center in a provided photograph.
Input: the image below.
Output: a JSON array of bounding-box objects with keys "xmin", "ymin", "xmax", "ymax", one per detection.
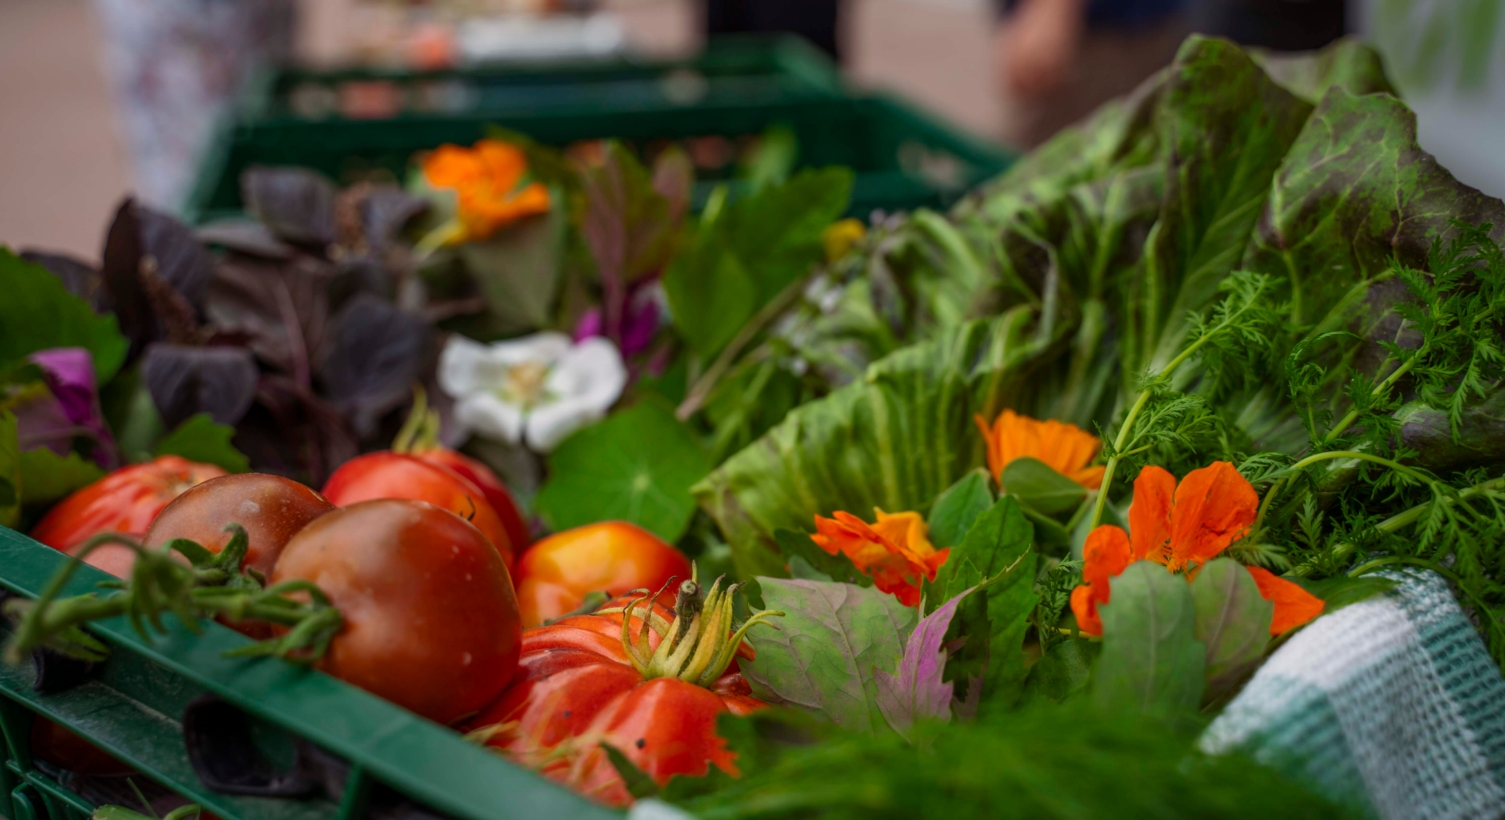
[
  {"xmin": 975, "ymin": 409, "xmax": 1105, "ymax": 490},
  {"xmin": 422, "ymin": 139, "xmax": 552, "ymax": 242},
  {"xmin": 811, "ymin": 509, "xmax": 948, "ymax": 606},
  {"xmin": 1070, "ymin": 461, "xmax": 1324, "ymax": 636}
]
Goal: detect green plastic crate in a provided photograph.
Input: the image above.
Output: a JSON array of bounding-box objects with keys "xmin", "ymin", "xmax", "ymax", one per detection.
[
  {"xmin": 184, "ymin": 93, "xmax": 1012, "ymax": 224},
  {"xmin": 242, "ymin": 36, "xmax": 846, "ymax": 125},
  {"xmin": 0, "ymin": 527, "xmax": 617, "ymax": 820}
]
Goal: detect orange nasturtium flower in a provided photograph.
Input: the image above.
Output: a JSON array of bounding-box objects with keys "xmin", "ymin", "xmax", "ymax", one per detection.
[
  {"xmin": 1069, "ymin": 461, "xmax": 1324, "ymax": 637},
  {"xmin": 811, "ymin": 509, "xmax": 949, "ymax": 607},
  {"xmin": 421, "ymin": 139, "xmax": 551, "ymax": 242},
  {"xmin": 974, "ymin": 409, "xmax": 1105, "ymax": 490}
]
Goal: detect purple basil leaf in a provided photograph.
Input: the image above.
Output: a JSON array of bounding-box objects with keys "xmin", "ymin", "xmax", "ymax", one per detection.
[
  {"xmin": 20, "ymin": 251, "xmax": 109, "ymax": 313},
  {"xmin": 243, "ymin": 167, "xmax": 337, "ymax": 247},
  {"xmin": 196, "ymin": 218, "xmax": 297, "ymax": 260},
  {"xmin": 235, "ymin": 375, "xmax": 359, "ymax": 484},
  {"xmin": 100, "ymin": 199, "xmax": 152, "ymax": 354},
  {"xmin": 138, "ymin": 205, "xmax": 214, "ymax": 307},
  {"xmin": 580, "ymin": 143, "xmax": 682, "ymax": 342},
  {"xmin": 142, "ymin": 343, "xmax": 259, "ymax": 428},
  {"xmin": 28, "ymin": 348, "xmax": 118, "ymax": 467},
  {"xmin": 205, "ymin": 256, "xmax": 333, "ymax": 378},
  {"xmin": 318, "ymin": 294, "xmax": 433, "ymax": 439},
  {"xmin": 359, "ymin": 187, "xmax": 428, "ymax": 248},
  {"xmin": 874, "ymin": 585, "xmax": 978, "ymax": 741}
]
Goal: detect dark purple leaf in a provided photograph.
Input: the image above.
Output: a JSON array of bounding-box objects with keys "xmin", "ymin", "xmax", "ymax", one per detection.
[
  {"xmin": 205, "ymin": 257, "xmax": 333, "ymax": 379},
  {"xmin": 142, "ymin": 344, "xmax": 258, "ymax": 428},
  {"xmin": 874, "ymin": 585, "xmax": 977, "ymax": 741},
  {"xmin": 196, "ymin": 218, "xmax": 296, "ymax": 260},
  {"xmin": 243, "ymin": 167, "xmax": 337, "ymax": 247},
  {"xmin": 359, "ymin": 187, "xmax": 428, "ymax": 248},
  {"xmin": 138, "ymin": 205, "xmax": 214, "ymax": 307},
  {"xmin": 100, "ymin": 199, "xmax": 152, "ymax": 354},
  {"xmin": 652, "ymin": 146, "xmax": 694, "ymax": 224},
  {"xmin": 234, "ymin": 376, "xmax": 358, "ymax": 485},
  {"xmin": 580, "ymin": 143, "xmax": 683, "ymax": 342},
  {"xmin": 318, "ymin": 295, "xmax": 433, "ymax": 439},
  {"xmin": 20, "ymin": 251, "xmax": 109, "ymax": 313}
]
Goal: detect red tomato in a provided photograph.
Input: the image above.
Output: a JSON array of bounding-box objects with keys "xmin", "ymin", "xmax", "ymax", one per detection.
[
  {"xmin": 409, "ymin": 447, "xmax": 530, "ymax": 552},
  {"xmin": 515, "ymin": 522, "xmax": 691, "ymax": 628},
  {"xmin": 144, "ymin": 473, "xmax": 333, "ymax": 577},
  {"xmin": 467, "ymin": 588, "xmax": 766, "ymax": 806},
  {"xmin": 321, "ymin": 453, "xmax": 514, "ymax": 569},
  {"xmin": 30, "ymin": 717, "xmax": 133, "ymax": 777},
  {"xmin": 271, "ymin": 499, "xmax": 522, "ymax": 725},
  {"xmin": 30, "ymin": 456, "xmax": 227, "ymax": 563}
]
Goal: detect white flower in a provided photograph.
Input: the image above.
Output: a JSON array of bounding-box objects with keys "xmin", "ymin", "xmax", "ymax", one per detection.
[{"xmin": 438, "ymin": 332, "xmax": 626, "ymax": 452}]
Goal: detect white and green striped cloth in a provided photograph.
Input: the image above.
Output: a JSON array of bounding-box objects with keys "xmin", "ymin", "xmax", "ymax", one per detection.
[{"xmin": 1201, "ymin": 570, "xmax": 1505, "ymax": 819}]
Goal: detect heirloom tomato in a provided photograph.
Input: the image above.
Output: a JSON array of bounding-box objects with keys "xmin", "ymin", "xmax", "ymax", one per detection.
[
  {"xmin": 31, "ymin": 456, "xmax": 226, "ymax": 576},
  {"xmin": 321, "ymin": 452, "xmax": 514, "ymax": 569},
  {"xmin": 408, "ymin": 446, "xmax": 530, "ymax": 553},
  {"xmin": 270, "ymin": 499, "xmax": 522, "ymax": 725},
  {"xmin": 514, "ymin": 522, "xmax": 691, "ymax": 627},
  {"xmin": 467, "ymin": 570, "xmax": 779, "ymax": 806},
  {"xmin": 144, "ymin": 473, "xmax": 333, "ymax": 577}
]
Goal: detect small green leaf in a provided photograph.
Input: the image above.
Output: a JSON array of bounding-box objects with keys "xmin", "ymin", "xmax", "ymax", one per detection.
[
  {"xmin": 0, "ymin": 249, "xmax": 128, "ymax": 383},
  {"xmin": 925, "ymin": 468, "xmax": 994, "ymax": 549},
  {"xmin": 1093, "ymin": 561, "xmax": 1206, "ymax": 715},
  {"xmin": 928, "ymin": 495, "xmax": 1033, "ymax": 608},
  {"xmin": 153, "ymin": 414, "xmax": 249, "ymax": 473},
  {"xmin": 0, "ymin": 411, "xmax": 21, "ymax": 527},
  {"xmin": 18, "ymin": 448, "xmax": 105, "ymax": 505},
  {"xmin": 1189, "ymin": 558, "xmax": 1272, "ymax": 697},
  {"xmin": 536, "ymin": 401, "xmax": 712, "ymax": 542},
  {"xmin": 1000, "ymin": 457, "xmax": 1087, "ymax": 516},
  {"xmin": 786, "ymin": 554, "xmax": 833, "ymax": 582},
  {"xmin": 742, "ymin": 578, "xmax": 917, "ymax": 736},
  {"xmin": 601, "ymin": 743, "xmax": 660, "ymax": 800},
  {"xmin": 1023, "ymin": 638, "xmax": 1100, "ymax": 704},
  {"xmin": 456, "ymin": 203, "xmax": 565, "ymax": 333}
]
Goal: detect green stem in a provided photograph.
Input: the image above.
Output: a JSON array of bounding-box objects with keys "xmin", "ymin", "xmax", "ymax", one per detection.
[
  {"xmin": 676, "ymin": 272, "xmax": 813, "ymax": 421},
  {"xmin": 1347, "ymin": 555, "xmax": 1464, "ymax": 585},
  {"xmin": 1318, "ymin": 352, "xmax": 1419, "ymax": 449},
  {"xmin": 1286, "ymin": 450, "xmax": 1433, "ymax": 484}
]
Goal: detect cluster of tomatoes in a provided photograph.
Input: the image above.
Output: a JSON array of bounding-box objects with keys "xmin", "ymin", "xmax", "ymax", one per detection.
[{"xmin": 27, "ymin": 442, "xmax": 757, "ymax": 805}]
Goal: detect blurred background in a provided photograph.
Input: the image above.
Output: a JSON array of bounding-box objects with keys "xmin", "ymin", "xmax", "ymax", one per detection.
[{"xmin": 1, "ymin": 0, "xmax": 1500, "ymax": 259}]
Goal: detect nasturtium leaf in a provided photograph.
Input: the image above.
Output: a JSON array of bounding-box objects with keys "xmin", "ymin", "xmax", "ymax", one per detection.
[
  {"xmin": 1134, "ymin": 35, "xmax": 1313, "ymax": 374},
  {"xmin": 1000, "ymin": 457, "xmax": 1087, "ymax": 516},
  {"xmin": 742, "ymin": 578, "xmax": 918, "ymax": 736},
  {"xmin": 773, "ymin": 528, "xmax": 870, "ymax": 587},
  {"xmin": 875, "ymin": 586, "xmax": 976, "ymax": 741},
  {"xmin": 1094, "ymin": 561, "xmax": 1206, "ymax": 715},
  {"xmin": 17, "ymin": 449, "xmax": 105, "ymax": 505},
  {"xmin": 0, "ymin": 412, "xmax": 21, "ymax": 527},
  {"xmin": 153, "ymin": 414, "xmax": 250, "ymax": 473},
  {"xmin": 1189, "ymin": 558, "xmax": 1273, "ymax": 697},
  {"xmin": 0, "ymin": 249, "xmax": 128, "ymax": 384},
  {"xmin": 535, "ymin": 401, "xmax": 712, "ymax": 543},
  {"xmin": 1023, "ymin": 638, "xmax": 1100, "ymax": 705},
  {"xmin": 697, "ymin": 309, "xmax": 1053, "ymax": 579},
  {"xmin": 925, "ymin": 468, "xmax": 994, "ymax": 549}
]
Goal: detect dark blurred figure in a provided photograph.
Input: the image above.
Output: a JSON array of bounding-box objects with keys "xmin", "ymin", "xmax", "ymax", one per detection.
[
  {"xmin": 704, "ymin": 0, "xmax": 844, "ymax": 63},
  {"xmin": 995, "ymin": 0, "xmax": 1190, "ymax": 148},
  {"xmin": 1199, "ymin": 0, "xmax": 1346, "ymax": 52}
]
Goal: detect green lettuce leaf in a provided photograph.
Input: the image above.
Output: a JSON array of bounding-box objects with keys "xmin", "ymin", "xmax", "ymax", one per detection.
[
  {"xmin": 0, "ymin": 249, "xmax": 128, "ymax": 383},
  {"xmin": 696, "ymin": 309, "xmax": 1055, "ymax": 579}
]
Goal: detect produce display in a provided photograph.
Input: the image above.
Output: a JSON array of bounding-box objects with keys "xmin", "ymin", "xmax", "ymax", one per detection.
[{"xmin": 3, "ymin": 33, "xmax": 1505, "ymax": 820}]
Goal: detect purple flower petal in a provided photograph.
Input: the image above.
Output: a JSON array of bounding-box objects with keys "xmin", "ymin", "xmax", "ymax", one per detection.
[
  {"xmin": 25, "ymin": 347, "xmax": 119, "ymax": 468},
  {"xmin": 573, "ymin": 307, "xmax": 604, "ymax": 343}
]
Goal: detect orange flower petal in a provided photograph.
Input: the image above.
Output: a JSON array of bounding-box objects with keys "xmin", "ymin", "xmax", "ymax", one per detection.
[
  {"xmin": 1166, "ymin": 462, "xmax": 1258, "ymax": 571},
  {"xmin": 975, "ymin": 409, "xmax": 1103, "ymax": 491},
  {"xmin": 423, "ymin": 140, "xmax": 551, "ymax": 241},
  {"xmin": 1081, "ymin": 525, "xmax": 1132, "ymax": 588},
  {"xmin": 810, "ymin": 509, "xmax": 942, "ymax": 606},
  {"xmin": 1245, "ymin": 566, "xmax": 1325, "ymax": 635},
  {"xmin": 1070, "ymin": 583, "xmax": 1103, "ymax": 636},
  {"xmin": 1129, "ymin": 466, "xmax": 1176, "ymax": 563},
  {"xmin": 422, "ymin": 143, "xmax": 483, "ymax": 188}
]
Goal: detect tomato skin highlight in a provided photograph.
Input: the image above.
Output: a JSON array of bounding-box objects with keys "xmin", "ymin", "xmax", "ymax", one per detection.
[
  {"xmin": 409, "ymin": 447, "xmax": 531, "ymax": 553},
  {"xmin": 321, "ymin": 452, "xmax": 514, "ymax": 569},
  {"xmin": 466, "ymin": 596, "xmax": 759, "ymax": 806},
  {"xmin": 144, "ymin": 473, "xmax": 333, "ymax": 577},
  {"xmin": 515, "ymin": 522, "xmax": 691, "ymax": 628},
  {"xmin": 271, "ymin": 499, "xmax": 522, "ymax": 725},
  {"xmin": 30, "ymin": 455, "xmax": 227, "ymax": 559}
]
